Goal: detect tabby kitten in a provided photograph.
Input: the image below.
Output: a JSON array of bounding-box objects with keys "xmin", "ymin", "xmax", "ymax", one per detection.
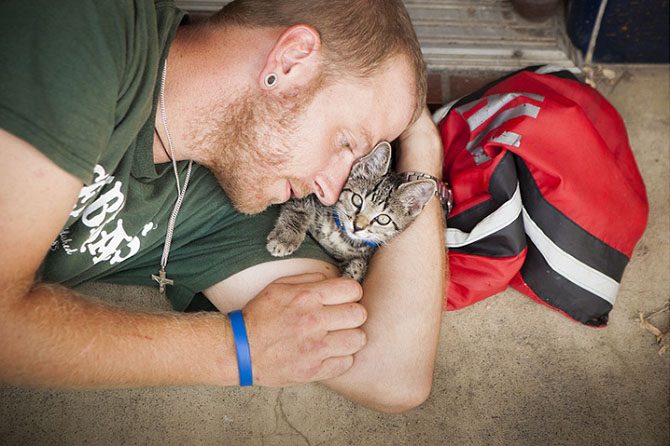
[{"xmin": 266, "ymin": 141, "xmax": 436, "ymax": 281}]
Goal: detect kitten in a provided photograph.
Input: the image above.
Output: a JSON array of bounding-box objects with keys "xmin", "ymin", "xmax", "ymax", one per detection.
[{"xmin": 266, "ymin": 141, "xmax": 436, "ymax": 281}]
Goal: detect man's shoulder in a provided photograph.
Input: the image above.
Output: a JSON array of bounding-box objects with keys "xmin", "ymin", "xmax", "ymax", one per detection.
[{"xmin": 0, "ymin": 0, "xmax": 176, "ymax": 186}]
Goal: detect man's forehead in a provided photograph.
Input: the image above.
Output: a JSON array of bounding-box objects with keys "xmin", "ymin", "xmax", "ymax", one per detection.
[
  {"xmin": 365, "ymin": 98, "xmax": 415, "ymax": 149},
  {"xmin": 371, "ymin": 58, "xmax": 417, "ymax": 138},
  {"xmin": 316, "ymin": 56, "xmax": 416, "ymax": 148}
]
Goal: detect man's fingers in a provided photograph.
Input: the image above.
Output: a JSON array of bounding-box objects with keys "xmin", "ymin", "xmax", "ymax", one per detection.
[
  {"xmin": 313, "ymin": 355, "xmax": 355, "ymax": 381},
  {"xmin": 273, "ymin": 272, "xmax": 327, "ymax": 285},
  {"xmin": 274, "ymin": 275, "xmax": 362, "ymax": 306},
  {"xmin": 310, "ymin": 278, "xmax": 363, "ymax": 305},
  {"xmin": 322, "ymin": 304, "xmax": 367, "ymax": 331},
  {"xmin": 324, "ymin": 328, "xmax": 367, "ymax": 356}
]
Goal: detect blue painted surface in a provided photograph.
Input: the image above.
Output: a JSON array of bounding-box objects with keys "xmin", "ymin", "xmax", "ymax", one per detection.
[{"xmin": 566, "ymin": 0, "xmax": 669, "ymax": 63}]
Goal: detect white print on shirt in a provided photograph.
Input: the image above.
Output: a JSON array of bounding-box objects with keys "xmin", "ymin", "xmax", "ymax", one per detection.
[
  {"xmin": 142, "ymin": 222, "xmax": 157, "ymax": 236},
  {"xmin": 70, "ymin": 165, "xmax": 114, "ymax": 218},
  {"xmin": 51, "ymin": 227, "xmax": 78, "ymax": 255},
  {"xmin": 54, "ymin": 164, "xmax": 156, "ymax": 265}
]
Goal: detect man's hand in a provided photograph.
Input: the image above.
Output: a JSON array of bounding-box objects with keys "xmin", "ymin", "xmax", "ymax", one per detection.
[{"xmin": 242, "ymin": 273, "xmax": 367, "ymax": 386}]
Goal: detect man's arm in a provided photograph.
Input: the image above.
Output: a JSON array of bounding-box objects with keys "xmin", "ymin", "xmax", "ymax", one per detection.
[
  {"xmin": 0, "ymin": 129, "xmax": 366, "ymax": 388},
  {"xmin": 0, "ymin": 128, "xmax": 238, "ymax": 387},
  {"xmin": 321, "ymin": 108, "xmax": 446, "ymax": 412}
]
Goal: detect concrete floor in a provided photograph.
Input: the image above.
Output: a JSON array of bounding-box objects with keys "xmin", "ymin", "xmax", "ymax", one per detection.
[{"xmin": 1, "ymin": 66, "xmax": 668, "ymax": 445}]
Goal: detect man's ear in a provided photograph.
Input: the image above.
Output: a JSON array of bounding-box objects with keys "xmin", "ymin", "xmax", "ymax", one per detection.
[{"xmin": 259, "ymin": 25, "xmax": 321, "ymax": 91}]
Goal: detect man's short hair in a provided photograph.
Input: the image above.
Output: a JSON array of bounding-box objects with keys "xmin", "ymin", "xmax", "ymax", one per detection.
[{"xmin": 210, "ymin": 0, "xmax": 427, "ymax": 122}]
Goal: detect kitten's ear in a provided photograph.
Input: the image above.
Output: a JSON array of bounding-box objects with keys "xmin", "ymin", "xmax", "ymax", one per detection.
[
  {"xmin": 350, "ymin": 141, "xmax": 392, "ymax": 179},
  {"xmin": 397, "ymin": 179, "xmax": 437, "ymax": 217}
]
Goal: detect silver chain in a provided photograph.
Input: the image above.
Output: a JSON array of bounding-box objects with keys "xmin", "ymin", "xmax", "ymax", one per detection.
[{"xmin": 152, "ymin": 59, "xmax": 194, "ymax": 294}]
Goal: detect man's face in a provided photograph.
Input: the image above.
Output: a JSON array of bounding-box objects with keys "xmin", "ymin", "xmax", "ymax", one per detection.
[{"xmin": 201, "ymin": 55, "xmax": 417, "ymax": 215}]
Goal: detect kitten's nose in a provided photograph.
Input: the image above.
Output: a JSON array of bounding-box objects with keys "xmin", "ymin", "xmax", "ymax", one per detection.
[{"xmin": 354, "ymin": 215, "xmax": 369, "ymax": 232}]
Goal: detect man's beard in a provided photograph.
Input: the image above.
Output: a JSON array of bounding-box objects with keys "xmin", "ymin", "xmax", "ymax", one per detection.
[{"xmin": 195, "ymin": 79, "xmax": 323, "ymax": 215}]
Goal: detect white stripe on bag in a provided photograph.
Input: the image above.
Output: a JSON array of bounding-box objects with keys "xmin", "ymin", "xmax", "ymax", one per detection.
[
  {"xmin": 522, "ymin": 208, "xmax": 620, "ymax": 304},
  {"xmin": 535, "ymin": 65, "xmax": 583, "ymax": 75},
  {"xmin": 464, "ymin": 93, "xmax": 545, "ymax": 131},
  {"xmin": 432, "ymin": 99, "xmax": 459, "ymax": 124},
  {"xmin": 445, "ymin": 183, "xmax": 522, "ymax": 248},
  {"xmin": 466, "ymin": 104, "xmax": 540, "ymax": 153}
]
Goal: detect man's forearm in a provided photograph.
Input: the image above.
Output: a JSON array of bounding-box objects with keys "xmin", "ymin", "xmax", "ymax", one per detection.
[
  {"xmin": 1, "ymin": 283, "xmax": 236, "ymax": 388},
  {"xmin": 323, "ymin": 198, "xmax": 445, "ymax": 409}
]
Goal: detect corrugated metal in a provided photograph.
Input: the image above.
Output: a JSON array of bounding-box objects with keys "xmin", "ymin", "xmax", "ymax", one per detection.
[{"xmin": 175, "ymin": 0, "xmax": 577, "ymax": 71}]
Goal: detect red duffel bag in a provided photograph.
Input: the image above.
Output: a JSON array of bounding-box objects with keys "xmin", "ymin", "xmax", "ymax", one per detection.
[{"xmin": 435, "ymin": 66, "xmax": 648, "ymax": 326}]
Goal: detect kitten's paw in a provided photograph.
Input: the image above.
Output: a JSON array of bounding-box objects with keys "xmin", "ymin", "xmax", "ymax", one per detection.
[
  {"xmin": 266, "ymin": 231, "xmax": 305, "ymax": 257},
  {"xmin": 341, "ymin": 258, "xmax": 368, "ymax": 282},
  {"xmin": 266, "ymin": 238, "xmax": 297, "ymax": 257}
]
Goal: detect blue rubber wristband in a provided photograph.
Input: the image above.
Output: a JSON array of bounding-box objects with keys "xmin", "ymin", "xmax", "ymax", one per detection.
[{"xmin": 228, "ymin": 310, "xmax": 253, "ymax": 386}]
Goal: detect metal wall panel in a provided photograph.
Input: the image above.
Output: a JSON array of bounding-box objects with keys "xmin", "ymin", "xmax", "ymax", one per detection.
[{"xmin": 175, "ymin": 0, "xmax": 576, "ymax": 71}]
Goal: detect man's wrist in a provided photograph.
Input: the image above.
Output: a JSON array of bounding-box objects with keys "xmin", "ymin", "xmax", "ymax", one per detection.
[{"xmin": 197, "ymin": 312, "xmax": 243, "ymax": 387}]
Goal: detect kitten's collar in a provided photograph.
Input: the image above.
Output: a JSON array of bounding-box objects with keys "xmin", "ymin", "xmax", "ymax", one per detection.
[
  {"xmin": 332, "ymin": 211, "xmax": 379, "ymax": 248},
  {"xmin": 401, "ymin": 171, "xmax": 454, "ymax": 216}
]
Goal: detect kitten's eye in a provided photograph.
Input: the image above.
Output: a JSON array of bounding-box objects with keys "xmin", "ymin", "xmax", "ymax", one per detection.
[
  {"xmin": 375, "ymin": 214, "xmax": 391, "ymax": 226},
  {"xmin": 351, "ymin": 193, "xmax": 363, "ymax": 208}
]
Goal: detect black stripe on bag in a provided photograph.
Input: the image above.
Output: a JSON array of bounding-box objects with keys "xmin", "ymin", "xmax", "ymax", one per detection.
[
  {"xmin": 515, "ymin": 158, "xmax": 630, "ymax": 281},
  {"xmin": 453, "ymin": 214, "xmax": 526, "ymax": 257},
  {"xmin": 521, "ymin": 240, "xmax": 612, "ymax": 326},
  {"xmin": 448, "ymin": 152, "xmax": 518, "ymax": 232},
  {"xmin": 448, "ymin": 152, "xmax": 526, "ymax": 258}
]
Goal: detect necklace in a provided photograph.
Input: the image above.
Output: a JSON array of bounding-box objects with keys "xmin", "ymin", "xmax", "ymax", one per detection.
[{"xmin": 151, "ymin": 60, "xmax": 194, "ymax": 294}]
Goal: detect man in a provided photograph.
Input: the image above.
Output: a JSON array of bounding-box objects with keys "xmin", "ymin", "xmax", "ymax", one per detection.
[{"xmin": 0, "ymin": 0, "xmax": 445, "ymax": 413}]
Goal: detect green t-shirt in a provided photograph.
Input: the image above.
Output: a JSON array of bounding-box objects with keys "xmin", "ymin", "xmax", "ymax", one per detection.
[{"xmin": 0, "ymin": 0, "xmax": 332, "ymax": 310}]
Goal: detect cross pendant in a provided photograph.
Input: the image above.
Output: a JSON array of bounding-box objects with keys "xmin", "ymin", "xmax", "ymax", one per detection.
[{"xmin": 151, "ymin": 268, "xmax": 174, "ymax": 294}]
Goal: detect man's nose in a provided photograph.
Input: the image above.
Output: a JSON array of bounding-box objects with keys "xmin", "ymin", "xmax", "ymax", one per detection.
[{"xmin": 314, "ymin": 165, "xmax": 350, "ymax": 206}]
